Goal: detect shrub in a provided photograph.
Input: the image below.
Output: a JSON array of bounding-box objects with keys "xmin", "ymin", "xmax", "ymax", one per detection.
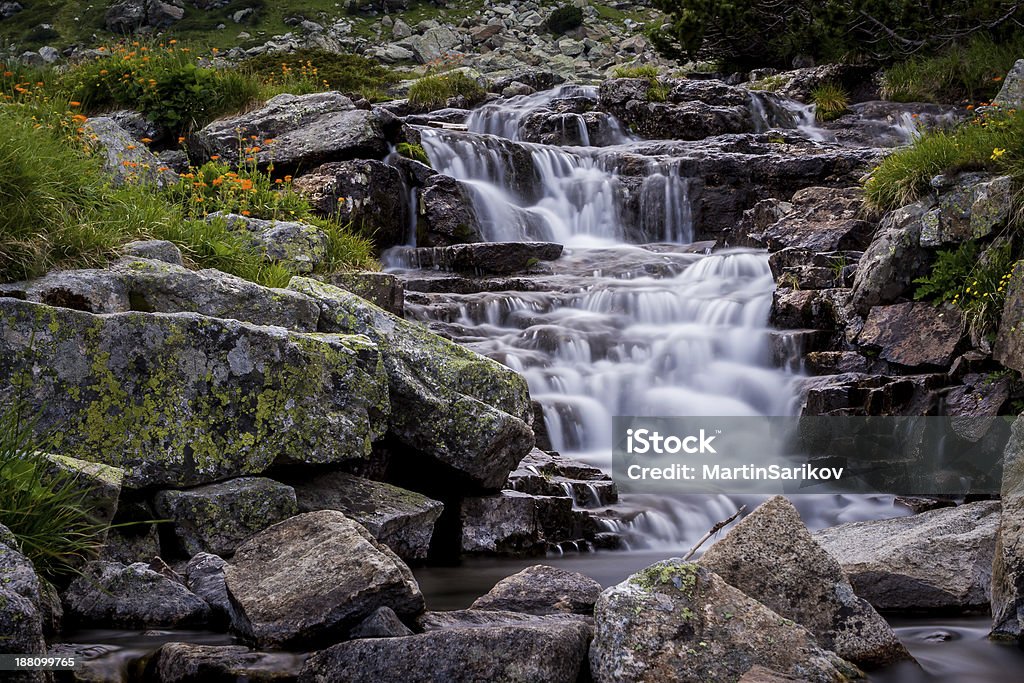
[
  {"xmin": 811, "ymin": 83, "xmax": 849, "ymax": 122},
  {"xmin": 408, "ymin": 72, "xmax": 485, "ymax": 110},
  {"xmin": 546, "ymin": 6, "xmax": 584, "ymax": 34},
  {"xmin": 242, "ymin": 49, "xmax": 399, "ymax": 101}
]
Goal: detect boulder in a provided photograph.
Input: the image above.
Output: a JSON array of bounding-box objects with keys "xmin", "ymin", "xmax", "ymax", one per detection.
[
  {"xmin": 851, "ymin": 199, "xmax": 934, "ymax": 314},
  {"xmin": 590, "ymin": 561, "xmax": 862, "ymax": 683},
  {"xmin": 289, "ymin": 471, "xmax": 442, "ymax": 562},
  {"xmin": 288, "ymin": 278, "xmax": 533, "ymax": 491},
  {"xmin": 857, "ymin": 302, "xmax": 964, "ymax": 368},
  {"xmin": 210, "ymin": 213, "xmax": 328, "ymax": 275},
  {"xmin": 192, "ymin": 92, "xmax": 391, "ymax": 174},
  {"xmin": 0, "ymin": 531, "xmax": 47, "ymax": 661},
  {"xmin": 327, "ymin": 272, "xmax": 404, "ymax": 317},
  {"xmin": 299, "ymin": 621, "xmax": 592, "ymax": 683},
  {"xmin": 224, "ymin": 511, "xmax": 424, "ymax": 648},
  {"xmin": 418, "ymin": 609, "xmax": 591, "ymax": 631},
  {"xmin": 394, "ymin": 242, "xmax": 563, "ymax": 275},
  {"xmin": 699, "ymin": 496, "xmax": 910, "ymax": 667},
  {"xmin": 470, "ymin": 564, "xmax": 602, "ymax": 616},
  {"xmin": 115, "ymin": 258, "xmax": 321, "ymax": 330},
  {"xmin": 995, "ymin": 261, "xmax": 1024, "ymax": 373},
  {"xmin": 0, "ymin": 268, "xmax": 130, "ymax": 314},
  {"xmin": 185, "ymin": 552, "xmax": 233, "ymax": 622},
  {"xmin": 0, "ymin": 298, "xmax": 389, "ymax": 488},
  {"xmin": 406, "ymin": 26, "xmax": 462, "ymax": 64},
  {"xmin": 84, "ymin": 117, "xmax": 178, "ymax": 187},
  {"xmin": 598, "ymin": 78, "xmax": 752, "ymax": 140},
  {"xmin": 349, "ymin": 605, "xmax": 414, "ymax": 639},
  {"xmin": 154, "ymin": 477, "xmax": 298, "ymax": 557},
  {"xmin": 417, "ymin": 175, "xmax": 485, "ymax": 247},
  {"xmin": 991, "ymin": 415, "xmax": 1024, "ymax": 640},
  {"xmin": 814, "ymin": 501, "xmax": 1000, "ymax": 612},
  {"xmin": 757, "ymin": 187, "xmax": 872, "ymax": 253},
  {"xmin": 63, "ymin": 561, "xmax": 210, "ymax": 628},
  {"xmin": 121, "ymin": 240, "xmax": 184, "ymax": 265},
  {"xmin": 42, "ymin": 454, "xmax": 123, "ymax": 533},
  {"xmin": 994, "ymin": 59, "xmax": 1024, "ymax": 109},
  {"xmin": 461, "ymin": 491, "xmax": 575, "ymax": 555},
  {"xmin": 293, "ymin": 160, "xmax": 410, "ymax": 248},
  {"xmin": 920, "ymin": 173, "xmax": 1014, "ymax": 246},
  {"xmin": 151, "ymin": 643, "xmax": 307, "ymax": 682}
]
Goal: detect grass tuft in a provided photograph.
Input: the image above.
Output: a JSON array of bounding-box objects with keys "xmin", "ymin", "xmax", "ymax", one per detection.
[
  {"xmin": 811, "ymin": 83, "xmax": 849, "ymax": 122},
  {"xmin": 408, "ymin": 72, "xmax": 485, "ymax": 111}
]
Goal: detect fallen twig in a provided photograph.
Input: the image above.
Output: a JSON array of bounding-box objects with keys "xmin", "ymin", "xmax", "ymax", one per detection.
[{"xmin": 682, "ymin": 505, "xmax": 746, "ymax": 561}]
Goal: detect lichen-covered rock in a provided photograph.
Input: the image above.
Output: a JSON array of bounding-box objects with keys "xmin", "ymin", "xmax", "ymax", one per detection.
[
  {"xmin": 288, "ymin": 278, "xmax": 533, "ymax": 491},
  {"xmin": 289, "ymin": 471, "xmax": 442, "ymax": 562},
  {"xmin": 225, "ymin": 511, "xmax": 424, "ymax": 648},
  {"xmin": 991, "ymin": 415, "xmax": 1024, "ymax": 641},
  {"xmin": 210, "ymin": 213, "xmax": 328, "ymax": 275},
  {"xmin": 0, "ymin": 268, "xmax": 131, "ymax": 313},
  {"xmin": 814, "ymin": 501, "xmax": 1000, "ymax": 612},
  {"xmin": 851, "ymin": 199, "xmax": 934, "ymax": 315},
  {"xmin": 470, "ymin": 564, "xmax": 602, "ymax": 616},
  {"xmin": 299, "ymin": 621, "xmax": 592, "ymax": 683},
  {"xmin": 857, "ymin": 302, "xmax": 964, "ymax": 368},
  {"xmin": 461, "ymin": 491, "xmax": 575, "ymax": 556},
  {"xmin": 920, "ymin": 173, "xmax": 1014, "ymax": 246},
  {"xmin": 115, "ymin": 258, "xmax": 321, "ymax": 331},
  {"xmin": 699, "ymin": 496, "xmax": 910, "ymax": 667},
  {"xmin": 84, "ymin": 117, "xmax": 178, "ymax": 187},
  {"xmin": 417, "ymin": 174, "xmax": 485, "ymax": 247},
  {"xmin": 121, "ymin": 240, "xmax": 184, "ymax": 265},
  {"xmin": 192, "ymin": 92, "xmax": 391, "ymax": 174},
  {"xmin": 327, "ymin": 272, "xmax": 404, "ymax": 317},
  {"xmin": 0, "ymin": 298, "xmax": 389, "ymax": 488},
  {"xmin": 0, "ymin": 530, "xmax": 47, "ymax": 667},
  {"xmin": 63, "ymin": 561, "xmax": 210, "ymax": 628},
  {"xmin": 154, "ymin": 477, "xmax": 298, "ymax": 557},
  {"xmin": 151, "ymin": 643, "xmax": 307, "ymax": 683},
  {"xmin": 995, "ymin": 261, "xmax": 1024, "ymax": 374},
  {"xmin": 590, "ymin": 561, "xmax": 862, "ymax": 683},
  {"xmin": 994, "ymin": 59, "xmax": 1024, "ymax": 109},
  {"xmin": 185, "ymin": 552, "xmax": 233, "ymax": 623},
  {"xmin": 42, "ymin": 454, "xmax": 123, "ymax": 535}
]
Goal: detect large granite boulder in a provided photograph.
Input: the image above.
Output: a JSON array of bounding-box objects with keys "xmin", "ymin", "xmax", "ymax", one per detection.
[
  {"xmin": 289, "ymin": 471, "xmax": 442, "ymax": 562},
  {"xmin": 0, "ymin": 298, "xmax": 389, "ymax": 488},
  {"xmin": 154, "ymin": 477, "xmax": 298, "ymax": 557},
  {"xmin": 851, "ymin": 199, "xmax": 934, "ymax": 314},
  {"xmin": 209, "ymin": 213, "xmax": 328, "ymax": 275},
  {"xmin": 598, "ymin": 78, "xmax": 751, "ymax": 140},
  {"xmin": 224, "ymin": 511, "xmax": 424, "ymax": 648},
  {"xmin": 590, "ymin": 560, "xmax": 862, "ymax": 683},
  {"xmin": 288, "ymin": 278, "xmax": 534, "ymax": 491},
  {"xmin": 815, "ymin": 501, "xmax": 1000, "ymax": 612},
  {"xmin": 920, "ymin": 173, "xmax": 1014, "ymax": 246},
  {"xmin": 992, "ymin": 415, "xmax": 1024, "ymax": 641},
  {"xmin": 84, "ymin": 116, "xmax": 178, "ymax": 187},
  {"xmin": 461, "ymin": 491, "xmax": 575, "ymax": 556},
  {"xmin": 184, "ymin": 552, "xmax": 233, "ymax": 623},
  {"xmin": 0, "ymin": 268, "xmax": 131, "ymax": 314},
  {"xmin": 856, "ymin": 302, "xmax": 964, "ymax": 368},
  {"xmin": 470, "ymin": 564, "xmax": 602, "ymax": 616},
  {"xmin": 699, "ymin": 496, "xmax": 910, "ymax": 667}
]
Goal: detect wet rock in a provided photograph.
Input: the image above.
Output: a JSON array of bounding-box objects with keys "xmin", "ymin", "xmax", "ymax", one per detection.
[
  {"xmin": 121, "ymin": 240, "xmax": 184, "ymax": 265},
  {"xmin": 396, "ymin": 242, "xmax": 563, "ymax": 275},
  {"xmin": 0, "ymin": 530, "xmax": 47, "ymax": 664},
  {"xmin": 991, "ymin": 415, "xmax": 1024, "ymax": 640},
  {"xmin": 814, "ymin": 501, "xmax": 1000, "ymax": 612},
  {"xmin": 920, "ymin": 173, "xmax": 1014, "ymax": 246},
  {"xmin": 470, "ymin": 564, "xmax": 602, "ymax": 616},
  {"xmin": 225, "ymin": 510, "xmax": 424, "ymax": 648},
  {"xmin": 699, "ymin": 496, "xmax": 910, "ymax": 667},
  {"xmin": 461, "ymin": 490, "xmax": 575, "ymax": 555},
  {"xmin": 327, "ymin": 272, "xmax": 404, "ymax": 317},
  {"xmin": 289, "ymin": 471, "xmax": 442, "ymax": 562},
  {"xmin": 185, "ymin": 552, "xmax": 233, "ymax": 622},
  {"xmin": 84, "ymin": 117, "xmax": 178, "ymax": 187},
  {"xmin": 151, "ymin": 643, "xmax": 307, "ymax": 682},
  {"xmin": 192, "ymin": 92, "xmax": 391, "ymax": 174},
  {"xmin": 154, "ymin": 477, "xmax": 298, "ymax": 557},
  {"xmin": 758, "ymin": 187, "xmax": 872, "ymax": 253},
  {"xmin": 507, "ymin": 447, "xmax": 617, "ymax": 506},
  {"xmin": 798, "ymin": 372, "xmax": 945, "ymax": 417},
  {"xmin": 994, "ymin": 59, "xmax": 1024, "ymax": 109},
  {"xmin": 64, "ymin": 561, "xmax": 210, "ymax": 628},
  {"xmin": 0, "ymin": 298, "xmax": 389, "ymax": 488},
  {"xmin": 598, "ymin": 78, "xmax": 750, "ymax": 140},
  {"xmin": 210, "ymin": 213, "xmax": 328, "ymax": 275},
  {"xmin": 851, "ymin": 199, "xmax": 934, "ymax": 315},
  {"xmin": 590, "ymin": 560, "xmax": 862, "ymax": 683},
  {"xmin": 857, "ymin": 302, "xmax": 964, "ymax": 368},
  {"xmin": 995, "ymin": 261, "xmax": 1024, "ymax": 373},
  {"xmin": 349, "ymin": 606, "xmax": 413, "ymax": 639},
  {"xmin": 299, "ymin": 621, "xmax": 592, "ymax": 683},
  {"xmin": 115, "ymin": 258, "xmax": 321, "ymax": 330},
  {"xmin": 417, "ymin": 175, "xmax": 485, "ymax": 247},
  {"xmin": 294, "ymin": 160, "xmax": 409, "ymax": 248},
  {"xmin": 289, "ymin": 278, "xmax": 534, "ymax": 491}
]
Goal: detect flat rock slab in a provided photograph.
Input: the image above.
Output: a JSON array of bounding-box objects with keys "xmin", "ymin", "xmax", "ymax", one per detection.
[
  {"xmin": 396, "ymin": 242, "xmax": 564, "ymax": 275},
  {"xmin": 814, "ymin": 501, "xmax": 1000, "ymax": 612},
  {"xmin": 470, "ymin": 564, "xmax": 602, "ymax": 616},
  {"xmin": 152, "ymin": 643, "xmax": 307, "ymax": 683},
  {"xmin": 857, "ymin": 301, "xmax": 964, "ymax": 368},
  {"xmin": 225, "ymin": 511, "xmax": 423, "ymax": 648}
]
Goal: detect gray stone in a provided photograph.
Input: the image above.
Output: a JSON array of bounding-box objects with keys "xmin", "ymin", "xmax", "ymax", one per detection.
[
  {"xmin": 290, "ymin": 471, "xmax": 442, "ymax": 562},
  {"xmin": 995, "ymin": 260, "xmax": 1024, "ymax": 373},
  {"xmin": 470, "ymin": 564, "xmax": 602, "ymax": 616},
  {"xmin": 63, "ymin": 561, "xmax": 210, "ymax": 628},
  {"xmin": 0, "ymin": 534, "xmax": 46, "ymax": 662},
  {"xmin": 0, "ymin": 2, "xmax": 23, "ymax": 19},
  {"xmin": 121, "ymin": 240, "xmax": 184, "ymax": 265},
  {"xmin": 1, "ymin": 268, "xmax": 130, "ymax": 314},
  {"xmin": 392, "ymin": 18, "xmax": 412, "ymax": 39},
  {"xmin": 288, "ymin": 278, "xmax": 534, "ymax": 491},
  {"xmin": 349, "ymin": 606, "xmax": 413, "ymax": 639},
  {"xmin": 42, "ymin": 454, "xmax": 123, "ymax": 533},
  {"xmin": 461, "ymin": 490, "xmax": 574, "ymax": 555},
  {"xmin": 152, "ymin": 643, "xmax": 307, "ymax": 682},
  {"xmin": 406, "ymin": 26, "xmax": 461, "ymax": 64},
  {"xmin": 185, "ymin": 552, "xmax": 233, "ymax": 621},
  {"xmin": 84, "ymin": 117, "xmax": 178, "ymax": 187},
  {"xmin": 590, "ymin": 561, "xmax": 862, "ymax": 683},
  {"xmin": 418, "ymin": 609, "xmax": 591, "ymax": 631},
  {"xmin": 699, "ymin": 496, "xmax": 910, "ymax": 667},
  {"xmin": 851, "ymin": 199, "xmax": 934, "ymax": 314},
  {"xmin": 210, "ymin": 213, "xmax": 328, "ymax": 275},
  {"xmin": 857, "ymin": 302, "xmax": 964, "ymax": 368},
  {"xmin": 417, "ymin": 175, "xmax": 484, "ymax": 247},
  {"xmin": 814, "ymin": 501, "xmax": 1000, "ymax": 612},
  {"xmin": 154, "ymin": 477, "xmax": 298, "ymax": 557},
  {"xmin": 225, "ymin": 511, "xmax": 424, "ymax": 648},
  {"xmin": 991, "ymin": 415, "xmax": 1024, "ymax": 640},
  {"xmin": 395, "ymin": 242, "xmax": 563, "ymax": 275},
  {"xmin": 0, "ymin": 298, "xmax": 389, "ymax": 488},
  {"xmin": 327, "ymin": 272, "xmax": 404, "ymax": 317},
  {"xmin": 994, "ymin": 59, "xmax": 1024, "ymax": 109},
  {"xmin": 920, "ymin": 173, "xmax": 1013, "ymax": 246},
  {"xmin": 299, "ymin": 621, "xmax": 592, "ymax": 683},
  {"xmin": 38, "ymin": 46, "xmax": 59, "ymax": 63}
]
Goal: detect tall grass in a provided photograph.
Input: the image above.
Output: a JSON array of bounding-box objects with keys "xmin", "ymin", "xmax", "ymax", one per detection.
[
  {"xmin": 812, "ymin": 83, "xmax": 849, "ymax": 122},
  {"xmin": 408, "ymin": 72, "xmax": 485, "ymax": 110}
]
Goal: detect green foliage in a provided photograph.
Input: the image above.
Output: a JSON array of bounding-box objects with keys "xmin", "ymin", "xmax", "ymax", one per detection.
[
  {"xmin": 241, "ymin": 49, "xmax": 399, "ymax": 101},
  {"xmin": 648, "ymin": 0, "xmax": 1022, "ymax": 70},
  {"xmin": 397, "ymin": 142, "xmax": 430, "ymax": 165},
  {"xmin": 318, "ymin": 220, "xmax": 379, "ymax": 273},
  {"xmin": 865, "ymin": 108, "xmax": 1024, "ymax": 210},
  {"xmin": 546, "ymin": 6, "xmax": 584, "ymax": 34},
  {"xmin": 880, "ymin": 34, "xmax": 1024, "ymax": 104},
  {"xmin": 408, "ymin": 72, "xmax": 485, "ymax": 110},
  {"xmin": 747, "ymin": 74, "xmax": 789, "ymax": 92},
  {"xmin": 647, "ymin": 81, "xmax": 670, "ymax": 103},
  {"xmin": 811, "ymin": 83, "xmax": 849, "ymax": 122},
  {"xmin": 0, "ymin": 401, "xmax": 108, "ymax": 581},
  {"xmin": 169, "ymin": 158, "xmax": 311, "ymax": 222},
  {"xmin": 611, "ymin": 64, "xmax": 661, "ymax": 79}
]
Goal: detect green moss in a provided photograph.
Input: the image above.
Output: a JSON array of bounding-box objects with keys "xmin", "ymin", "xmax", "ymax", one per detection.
[{"xmin": 631, "ymin": 560, "xmax": 700, "ymax": 596}]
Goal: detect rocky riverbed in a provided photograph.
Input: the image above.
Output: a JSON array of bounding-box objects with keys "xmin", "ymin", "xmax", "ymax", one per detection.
[{"xmin": 2, "ymin": 32, "xmax": 1024, "ymax": 683}]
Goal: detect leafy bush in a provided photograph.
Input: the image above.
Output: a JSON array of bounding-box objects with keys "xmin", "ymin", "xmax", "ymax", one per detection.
[
  {"xmin": 812, "ymin": 83, "xmax": 849, "ymax": 122},
  {"xmin": 408, "ymin": 72, "xmax": 485, "ymax": 110},
  {"xmin": 0, "ymin": 401, "xmax": 109, "ymax": 581},
  {"xmin": 880, "ymin": 34, "xmax": 1024, "ymax": 104},
  {"xmin": 546, "ymin": 6, "xmax": 584, "ymax": 34},
  {"xmin": 242, "ymin": 49, "xmax": 399, "ymax": 101}
]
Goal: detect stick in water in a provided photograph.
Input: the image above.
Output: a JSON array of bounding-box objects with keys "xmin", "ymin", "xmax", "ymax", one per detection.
[{"xmin": 681, "ymin": 505, "xmax": 746, "ymax": 561}]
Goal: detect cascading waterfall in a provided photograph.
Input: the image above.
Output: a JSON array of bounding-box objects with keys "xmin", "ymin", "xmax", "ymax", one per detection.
[{"xmin": 399, "ymin": 87, "xmax": 903, "ymax": 548}]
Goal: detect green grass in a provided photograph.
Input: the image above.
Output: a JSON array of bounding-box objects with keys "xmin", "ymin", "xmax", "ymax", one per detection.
[
  {"xmin": 864, "ymin": 109, "xmax": 1024, "ymax": 211},
  {"xmin": 811, "ymin": 83, "xmax": 849, "ymax": 122},
  {"xmin": 880, "ymin": 35, "xmax": 1024, "ymax": 104},
  {"xmin": 611, "ymin": 64, "xmax": 660, "ymax": 79},
  {"xmin": 241, "ymin": 49, "xmax": 399, "ymax": 102},
  {"xmin": 397, "ymin": 142, "xmax": 430, "ymax": 165},
  {"xmin": 408, "ymin": 71, "xmax": 485, "ymax": 110}
]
